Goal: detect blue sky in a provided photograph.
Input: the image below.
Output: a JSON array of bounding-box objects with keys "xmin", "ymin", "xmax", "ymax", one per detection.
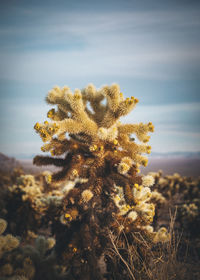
[{"xmin": 0, "ymin": 0, "xmax": 200, "ymax": 158}]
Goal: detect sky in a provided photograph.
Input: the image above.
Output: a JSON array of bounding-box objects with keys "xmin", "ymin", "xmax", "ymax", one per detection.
[{"xmin": 0, "ymin": 0, "xmax": 200, "ymax": 158}]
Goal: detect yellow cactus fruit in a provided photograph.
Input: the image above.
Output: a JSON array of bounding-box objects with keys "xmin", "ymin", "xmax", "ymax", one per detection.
[
  {"xmin": 89, "ymin": 145, "xmax": 97, "ymax": 152},
  {"xmin": 141, "ymin": 158, "xmax": 148, "ymax": 167},
  {"xmin": 134, "ymin": 183, "xmax": 140, "ymax": 190},
  {"xmin": 47, "ymin": 108, "xmax": 55, "ymax": 118},
  {"xmin": 65, "ymin": 213, "xmax": 72, "ymax": 222},
  {"xmin": 34, "ymin": 122, "xmax": 40, "ymax": 131},
  {"xmin": 73, "ymin": 247, "xmax": 77, "ymax": 253},
  {"xmin": 41, "ymin": 146, "xmax": 46, "ymax": 152},
  {"xmin": 148, "ymin": 122, "xmax": 154, "ymax": 132},
  {"xmin": 143, "ymin": 136, "xmax": 150, "ymax": 143},
  {"xmin": 146, "ymin": 145, "xmax": 151, "ymax": 154},
  {"xmin": 48, "ymin": 126, "xmax": 54, "ymax": 133},
  {"xmin": 99, "ymin": 145, "xmax": 104, "ymax": 152}
]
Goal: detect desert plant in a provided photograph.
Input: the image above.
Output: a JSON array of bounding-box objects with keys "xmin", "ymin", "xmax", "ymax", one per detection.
[
  {"xmin": 150, "ymin": 171, "xmax": 200, "ymax": 238},
  {"xmin": 33, "ymin": 83, "xmax": 169, "ymax": 279},
  {"xmin": 0, "ymin": 218, "xmax": 67, "ymax": 280}
]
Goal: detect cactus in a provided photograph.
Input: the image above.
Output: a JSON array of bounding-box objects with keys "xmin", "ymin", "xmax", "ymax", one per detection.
[
  {"xmin": 149, "ymin": 171, "xmax": 200, "ymax": 239},
  {"xmin": 33, "ymin": 83, "xmax": 169, "ymax": 279},
  {"xmin": 0, "ymin": 219, "xmax": 67, "ymax": 280},
  {"xmin": 0, "ymin": 218, "xmax": 20, "ymax": 259}
]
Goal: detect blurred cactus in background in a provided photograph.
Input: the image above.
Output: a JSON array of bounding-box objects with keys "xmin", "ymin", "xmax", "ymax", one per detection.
[
  {"xmin": 0, "ymin": 218, "xmax": 67, "ymax": 280},
  {"xmin": 150, "ymin": 171, "xmax": 200, "ymax": 236}
]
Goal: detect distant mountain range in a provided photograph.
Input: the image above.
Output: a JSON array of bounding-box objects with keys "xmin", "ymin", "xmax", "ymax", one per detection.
[
  {"xmin": 150, "ymin": 151, "xmax": 200, "ymax": 158},
  {"xmin": 0, "ymin": 152, "xmax": 21, "ymax": 172}
]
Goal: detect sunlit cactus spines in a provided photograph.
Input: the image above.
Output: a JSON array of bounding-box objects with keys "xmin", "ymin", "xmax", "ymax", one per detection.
[
  {"xmin": 33, "ymin": 83, "xmax": 154, "ymax": 182},
  {"xmin": 33, "ymin": 83, "xmax": 169, "ymax": 279}
]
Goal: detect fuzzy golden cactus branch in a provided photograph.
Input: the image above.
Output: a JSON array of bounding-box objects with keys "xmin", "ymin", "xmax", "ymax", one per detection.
[{"xmin": 34, "ymin": 83, "xmax": 154, "ymax": 176}]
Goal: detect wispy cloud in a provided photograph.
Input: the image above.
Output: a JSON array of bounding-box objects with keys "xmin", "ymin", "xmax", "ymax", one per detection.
[{"xmin": 0, "ymin": 8, "xmax": 200, "ymax": 82}]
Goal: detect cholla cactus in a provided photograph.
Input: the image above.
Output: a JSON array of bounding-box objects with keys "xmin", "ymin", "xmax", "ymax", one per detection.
[
  {"xmin": 0, "ymin": 218, "xmax": 19, "ymax": 259},
  {"xmin": 179, "ymin": 203, "xmax": 199, "ymax": 221},
  {"xmin": 8, "ymin": 173, "xmax": 64, "ymax": 214},
  {"xmin": 177, "ymin": 200, "xmax": 200, "ymax": 238},
  {"xmin": 5, "ymin": 172, "xmax": 68, "ymax": 238},
  {"xmin": 0, "ymin": 223, "xmax": 67, "ymax": 280},
  {"xmin": 151, "ymin": 172, "xmax": 200, "ymax": 200},
  {"xmin": 34, "ymin": 84, "xmax": 153, "ymax": 180},
  {"xmin": 33, "ymin": 84, "xmax": 169, "ymax": 279},
  {"xmin": 148, "ymin": 171, "xmax": 200, "ymax": 239}
]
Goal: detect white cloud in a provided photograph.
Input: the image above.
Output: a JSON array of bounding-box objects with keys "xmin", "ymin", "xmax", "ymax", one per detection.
[{"xmin": 1, "ymin": 47, "xmax": 199, "ymax": 83}]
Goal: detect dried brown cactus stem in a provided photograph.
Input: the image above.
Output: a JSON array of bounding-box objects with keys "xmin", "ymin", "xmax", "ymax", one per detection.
[
  {"xmin": 33, "ymin": 155, "xmax": 66, "ymax": 167},
  {"xmin": 124, "ymin": 184, "xmax": 136, "ymax": 206}
]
